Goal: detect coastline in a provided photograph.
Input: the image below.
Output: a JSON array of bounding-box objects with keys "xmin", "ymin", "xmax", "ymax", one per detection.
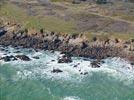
[{"xmin": 0, "ymin": 24, "xmax": 134, "ymax": 64}]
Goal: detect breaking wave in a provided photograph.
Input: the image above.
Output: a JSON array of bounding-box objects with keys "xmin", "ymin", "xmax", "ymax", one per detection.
[{"xmin": 0, "ymin": 46, "xmax": 134, "ymax": 84}]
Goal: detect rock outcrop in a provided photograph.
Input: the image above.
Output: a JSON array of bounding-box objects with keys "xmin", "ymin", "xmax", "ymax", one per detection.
[
  {"xmin": 58, "ymin": 54, "xmax": 72, "ymax": 63},
  {"xmin": 0, "ymin": 24, "xmax": 133, "ymax": 62}
]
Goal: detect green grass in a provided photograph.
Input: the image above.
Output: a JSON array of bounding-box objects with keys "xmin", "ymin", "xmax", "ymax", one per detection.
[{"xmin": 0, "ymin": 3, "xmax": 76, "ymax": 33}]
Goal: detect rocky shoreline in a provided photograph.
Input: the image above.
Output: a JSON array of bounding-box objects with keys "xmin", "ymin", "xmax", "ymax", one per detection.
[{"xmin": 0, "ymin": 24, "xmax": 134, "ymax": 64}]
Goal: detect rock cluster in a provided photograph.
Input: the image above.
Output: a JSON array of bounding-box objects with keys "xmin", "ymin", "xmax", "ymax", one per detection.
[
  {"xmin": 0, "ymin": 55, "xmax": 31, "ymax": 62},
  {"xmin": 0, "ymin": 55, "xmax": 17, "ymax": 62}
]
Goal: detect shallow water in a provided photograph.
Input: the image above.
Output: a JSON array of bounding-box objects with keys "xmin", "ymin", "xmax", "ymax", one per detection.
[{"xmin": 0, "ymin": 46, "xmax": 134, "ymax": 100}]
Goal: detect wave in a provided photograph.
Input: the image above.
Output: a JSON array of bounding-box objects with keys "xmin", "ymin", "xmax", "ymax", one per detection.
[
  {"xmin": 0, "ymin": 46, "xmax": 134, "ymax": 84},
  {"xmin": 62, "ymin": 96, "xmax": 81, "ymax": 100}
]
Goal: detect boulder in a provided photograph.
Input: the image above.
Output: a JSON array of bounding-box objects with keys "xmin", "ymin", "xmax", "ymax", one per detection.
[
  {"xmin": 51, "ymin": 69, "xmax": 63, "ymax": 73},
  {"xmin": 15, "ymin": 55, "xmax": 31, "ymax": 61},
  {"xmin": 91, "ymin": 61, "xmax": 101, "ymax": 68},
  {"xmin": 58, "ymin": 54, "xmax": 72, "ymax": 63}
]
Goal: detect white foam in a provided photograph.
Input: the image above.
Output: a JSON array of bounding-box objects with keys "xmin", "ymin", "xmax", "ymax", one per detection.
[
  {"xmin": 0, "ymin": 46, "xmax": 134, "ymax": 83},
  {"xmin": 62, "ymin": 96, "xmax": 81, "ymax": 100}
]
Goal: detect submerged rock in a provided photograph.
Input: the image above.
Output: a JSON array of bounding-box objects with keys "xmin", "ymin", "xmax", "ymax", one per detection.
[
  {"xmin": 51, "ymin": 69, "xmax": 63, "ymax": 73},
  {"xmin": 80, "ymin": 72, "xmax": 88, "ymax": 75},
  {"xmin": 51, "ymin": 60, "xmax": 55, "ymax": 62},
  {"xmin": 15, "ymin": 55, "xmax": 31, "ymax": 61},
  {"xmin": 73, "ymin": 63, "xmax": 80, "ymax": 67},
  {"xmin": 14, "ymin": 51, "xmax": 21, "ymax": 53}
]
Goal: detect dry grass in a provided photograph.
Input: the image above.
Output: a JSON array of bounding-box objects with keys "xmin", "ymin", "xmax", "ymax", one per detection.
[
  {"xmin": 0, "ymin": 1, "xmax": 133, "ymax": 41},
  {"xmin": 0, "ymin": 3, "xmax": 76, "ymax": 33}
]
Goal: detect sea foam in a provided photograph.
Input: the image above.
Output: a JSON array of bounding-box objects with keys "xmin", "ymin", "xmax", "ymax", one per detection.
[{"xmin": 0, "ymin": 46, "xmax": 134, "ymax": 84}]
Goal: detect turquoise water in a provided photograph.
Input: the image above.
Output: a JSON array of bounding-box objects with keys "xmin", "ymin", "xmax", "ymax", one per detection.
[{"xmin": 0, "ymin": 46, "xmax": 134, "ymax": 100}]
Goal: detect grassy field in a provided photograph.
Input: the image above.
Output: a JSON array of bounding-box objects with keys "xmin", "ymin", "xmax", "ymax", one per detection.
[
  {"xmin": 0, "ymin": 3, "xmax": 76, "ymax": 33},
  {"xmin": 85, "ymin": 31, "xmax": 134, "ymax": 41},
  {"xmin": 0, "ymin": 1, "xmax": 134, "ymax": 41}
]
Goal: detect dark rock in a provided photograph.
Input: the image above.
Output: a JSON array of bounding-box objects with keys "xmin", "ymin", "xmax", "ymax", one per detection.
[
  {"xmin": 50, "ymin": 50, "xmax": 54, "ymax": 53},
  {"xmin": 51, "ymin": 69, "xmax": 63, "ymax": 73},
  {"xmin": 115, "ymin": 38, "xmax": 119, "ymax": 43},
  {"xmin": 58, "ymin": 54, "xmax": 72, "ymax": 63},
  {"xmin": 80, "ymin": 72, "xmax": 88, "ymax": 75},
  {"xmin": 91, "ymin": 61, "xmax": 100, "ymax": 68},
  {"xmin": 73, "ymin": 63, "xmax": 80, "ymax": 67},
  {"xmin": 50, "ymin": 31, "xmax": 55, "ymax": 35},
  {"xmin": 83, "ymin": 72, "xmax": 88, "ymax": 75},
  {"xmin": 0, "ymin": 48, "xmax": 6, "ymax": 51},
  {"xmin": 33, "ymin": 56, "xmax": 40, "ymax": 59},
  {"xmin": 53, "ymin": 38, "xmax": 61, "ymax": 44},
  {"xmin": 15, "ymin": 55, "xmax": 31, "ymax": 61},
  {"xmin": 14, "ymin": 51, "xmax": 21, "ymax": 53},
  {"xmin": 0, "ymin": 55, "xmax": 17, "ymax": 62},
  {"xmin": 131, "ymin": 62, "xmax": 134, "ymax": 65},
  {"xmin": 74, "ymin": 65, "xmax": 78, "ymax": 67},
  {"xmin": 100, "ymin": 60, "xmax": 105, "ymax": 64},
  {"xmin": 60, "ymin": 51, "xmax": 72, "ymax": 57},
  {"xmin": 51, "ymin": 60, "xmax": 55, "ymax": 62}
]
